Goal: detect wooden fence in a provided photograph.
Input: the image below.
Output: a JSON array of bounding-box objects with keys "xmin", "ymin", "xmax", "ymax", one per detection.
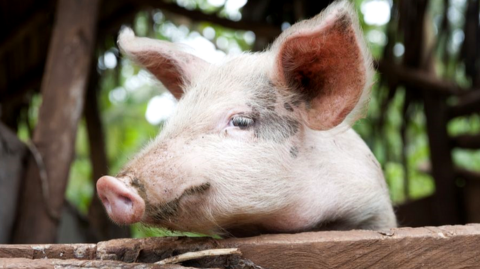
[{"xmin": 1, "ymin": 224, "xmax": 480, "ymax": 268}]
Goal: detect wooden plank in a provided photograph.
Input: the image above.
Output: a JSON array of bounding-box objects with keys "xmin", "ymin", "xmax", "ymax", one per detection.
[
  {"xmin": 0, "ymin": 258, "xmax": 193, "ymax": 269},
  {"xmin": 0, "ymin": 244, "xmax": 96, "ymax": 260},
  {"xmin": 2, "ymin": 225, "xmax": 480, "ymax": 268},
  {"xmin": 12, "ymin": 0, "xmax": 100, "ymax": 243}
]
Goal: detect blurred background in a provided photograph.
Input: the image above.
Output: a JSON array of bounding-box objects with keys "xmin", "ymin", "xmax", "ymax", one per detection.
[{"xmin": 0, "ymin": 0, "xmax": 479, "ymax": 244}]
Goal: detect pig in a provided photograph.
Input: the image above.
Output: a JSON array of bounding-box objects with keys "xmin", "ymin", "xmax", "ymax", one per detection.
[{"xmin": 96, "ymin": 0, "xmax": 397, "ymax": 237}]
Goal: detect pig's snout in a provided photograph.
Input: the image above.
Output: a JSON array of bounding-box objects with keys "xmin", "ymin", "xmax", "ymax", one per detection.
[{"xmin": 96, "ymin": 176, "xmax": 145, "ymax": 225}]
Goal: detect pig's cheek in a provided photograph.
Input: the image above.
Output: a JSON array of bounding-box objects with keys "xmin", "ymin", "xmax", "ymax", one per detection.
[{"xmin": 223, "ymin": 127, "xmax": 253, "ymax": 140}]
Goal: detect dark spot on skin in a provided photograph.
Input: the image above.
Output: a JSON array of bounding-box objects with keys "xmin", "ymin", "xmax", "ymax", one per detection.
[
  {"xmin": 334, "ymin": 12, "xmax": 352, "ymax": 33},
  {"xmin": 266, "ymin": 104, "xmax": 276, "ymax": 111},
  {"xmin": 148, "ymin": 199, "xmax": 180, "ymax": 221},
  {"xmin": 284, "ymin": 102, "xmax": 294, "ymax": 112},
  {"xmin": 146, "ymin": 183, "xmax": 211, "ymax": 221},
  {"xmin": 131, "ymin": 177, "xmax": 147, "ymax": 200},
  {"xmin": 289, "ymin": 146, "xmax": 298, "ymax": 158},
  {"xmin": 253, "ymin": 110, "xmax": 299, "ymax": 143},
  {"xmin": 183, "ymin": 183, "xmax": 211, "ymax": 196},
  {"xmin": 291, "ymin": 99, "xmax": 301, "ymax": 107},
  {"xmin": 253, "ymin": 78, "xmax": 277, "ymax": 111}
]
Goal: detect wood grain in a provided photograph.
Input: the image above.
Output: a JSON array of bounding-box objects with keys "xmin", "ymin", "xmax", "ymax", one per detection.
[{"xmin": 2, "ymin": 224, "xmax": 480, "ymax": 268}]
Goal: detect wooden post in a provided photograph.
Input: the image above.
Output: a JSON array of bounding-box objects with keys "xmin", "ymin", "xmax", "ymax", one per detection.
[
  {"xmin": 12, "ymin": 0, "xmax": 100, "ymax": 243},
  {"xmin": 423, "ymin": 93, "xmax": 462, "ymax": 225},
  {"xmin": 84, "ymin": 69, "xmax": 130, "ymax": 241}
]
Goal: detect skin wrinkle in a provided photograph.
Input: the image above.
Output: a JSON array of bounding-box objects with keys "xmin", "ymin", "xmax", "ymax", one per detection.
[{"xmin": 146, "ymin": 182, "xmax": 211, "ymax": 221}]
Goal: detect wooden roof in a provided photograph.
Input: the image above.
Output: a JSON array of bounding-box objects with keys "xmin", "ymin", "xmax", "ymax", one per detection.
[{"xmin": 0, "ymin": 0, "xmax": 337, "ymax": 107}]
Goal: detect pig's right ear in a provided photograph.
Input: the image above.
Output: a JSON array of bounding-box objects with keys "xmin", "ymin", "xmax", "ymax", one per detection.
[
  {"xmin": 118, "ymin": 28, "xmax": 209, "ymax": 99},
  {"xmin": 271, "ymin": 1, "xmax": 373, "ymax": 131}
]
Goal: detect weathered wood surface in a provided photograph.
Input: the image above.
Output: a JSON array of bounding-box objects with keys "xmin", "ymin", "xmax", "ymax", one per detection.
[
  {"xmin": 1, "ymin": 224, "xmax": 480, "ymax": 268},
  {"xmin": 12, "ymin": 0, "xmax": 100, "ymax": 244},
  {"xmin": 0, "ymin": 258, "xmax": 196, "ymax": 269}
]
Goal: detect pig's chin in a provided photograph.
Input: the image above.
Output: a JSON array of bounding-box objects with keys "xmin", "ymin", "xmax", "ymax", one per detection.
[{"xmin": 141, "ymin": 205, "xmax": 217, "ymax": 235}]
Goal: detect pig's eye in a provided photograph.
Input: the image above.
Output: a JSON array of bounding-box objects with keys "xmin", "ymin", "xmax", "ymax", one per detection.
[{"xmin": 230, "ymin": 116, "xmax": 254, "ymax": 129}]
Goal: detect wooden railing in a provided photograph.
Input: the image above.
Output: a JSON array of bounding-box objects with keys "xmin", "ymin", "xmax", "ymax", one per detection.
[{"xmin": 1, "ymin": 224, "xmax": 480, "ymax": 268}]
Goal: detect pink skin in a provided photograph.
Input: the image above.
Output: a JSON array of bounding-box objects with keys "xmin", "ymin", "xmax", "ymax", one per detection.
[
  {"xmin": 95, "ymin": 1, "xmax": 397, "ymax": 235},
  {"xmin": 96, "ymin": 176, "xmax": 145, "ymax": 225}
]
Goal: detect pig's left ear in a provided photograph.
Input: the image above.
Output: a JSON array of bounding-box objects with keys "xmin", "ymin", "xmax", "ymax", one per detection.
[
  {"xmin": 118, "ymin": 28, "xmax": 209, "ymax": 99},
  {"xmin": 272, "ymin": 0, "xmax": 373, "ymax": 131}
]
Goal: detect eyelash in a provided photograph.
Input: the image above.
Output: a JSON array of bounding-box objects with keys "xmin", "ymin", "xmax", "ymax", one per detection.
[{"xmin": 230, "ymin": 116, "xmax": 254, "ymax": 129}]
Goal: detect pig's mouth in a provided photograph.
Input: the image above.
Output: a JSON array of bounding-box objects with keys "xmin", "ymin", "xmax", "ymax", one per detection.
[{"xmin": 144, "ymin": 182, "xmax": 211, "ymax": 223}]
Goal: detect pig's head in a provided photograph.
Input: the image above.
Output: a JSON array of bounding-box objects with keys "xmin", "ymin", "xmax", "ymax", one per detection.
[{"xmin": 97, "ymin": 0, "xmax": 374, "ymax": 236}]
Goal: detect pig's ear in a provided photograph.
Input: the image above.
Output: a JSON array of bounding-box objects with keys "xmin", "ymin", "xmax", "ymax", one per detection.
[
  {"xmin": 118, "ymin": 28, "xmax": 209, "ymax": 99},
  {"xmin": 271, "ymin": 1, "xmax": 373, "ymax": 131}
]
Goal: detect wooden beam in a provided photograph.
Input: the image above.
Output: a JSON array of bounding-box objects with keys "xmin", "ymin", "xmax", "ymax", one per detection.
[
  {"xmin": 456, "ymin": 167, "xmax": 480, "ymax": 182},
  {"xmin": 98, "ymin": 2, "xmax": 138, "ymax": 36},
  {"xmin": 12, "ymin": 0, "xmax": 100, "ymax": 244},
  {"xmin": 2, "ymin": 225, "xmax": 480, "ymax": 268},
  {"xmin": 97, "ymin": 0, "xmax": 282, "ymax": 38},
  {"xmin": 376, "ymin": 60, "xmax": 463, "ymax": 96},
  {"xmin": 451, "ymin": 133, "xmax": 480, "ymax": 149},
  {"xmin": 419, "ymin": 163, "xmax": 480, "ymax": 183},
  {"xmin": 0, "ymin": 11, "xmax": 53, "ymax": 58},
  {"xmin": 0, "ymin": 62, "xmax": 45, "ymax": 104},
  {"xmin": 448, "ymin": 90, "xmax": 480, "ymax": 119},
  {"xmin": 134, "ymin": 0, "xmax": 282, "ymax": 38}
]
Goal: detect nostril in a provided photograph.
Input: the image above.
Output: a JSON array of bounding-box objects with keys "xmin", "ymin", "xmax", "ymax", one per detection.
[
  {"xmin": 99, "ymin": 194, "xmax": 111, "ymax": 212},
  {"xmin": 118, "ymin": 195, "xmax": 133, "ymax": 210}
]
